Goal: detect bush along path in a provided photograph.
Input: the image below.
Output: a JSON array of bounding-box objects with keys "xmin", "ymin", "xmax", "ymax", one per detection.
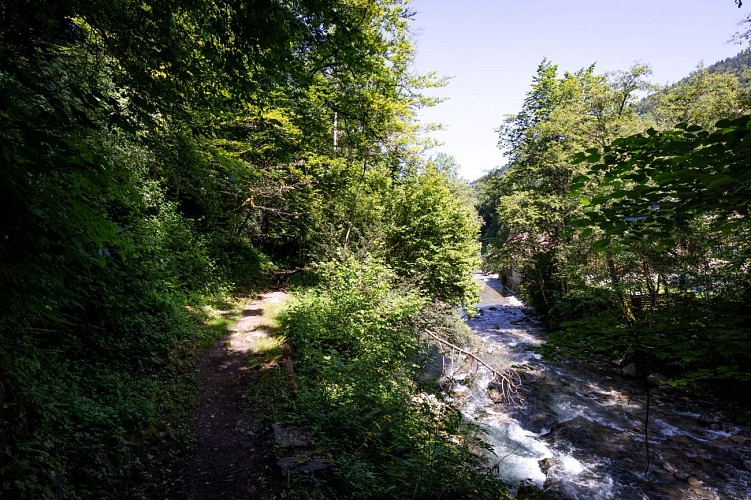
[
  {"xmin": 271, "ymin": 259, "xmax": 506, "ymax": 499},
  {"xmin": 178, "ymin": 291, "xmax": 289, "ymax": 499}
]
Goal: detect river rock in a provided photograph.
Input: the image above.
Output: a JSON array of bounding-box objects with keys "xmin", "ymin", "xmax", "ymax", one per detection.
[
  {"xmin": 686, "ymin": 476, "xmax": 716, "ymax": 498},
  {"xmin": 649, "ymin": 494, "xmax": 674, "ymax": 500},
  {"xmin": 647, "ymin": 373, "xmax": 668, "ymax": 387},
  {"xmin": 621, "ymin": 362, "xmax": 638, "ymax": 377},
  {"xmin": 729, "ymin": 433, "xmax": 747, "ymax": 445},
  {"xmin": 516, "ymin": 480, "xmax": 545, "ymax": 498},
  {"xmin": 698, "ymin": 412, "xmax": 722, "ymax": 427},
  {"xmin": 542, "ymin": 475, "xmax": 572, "ymax": 499},
  {"xmin": 538, "ymin": 457, "xmax": 560, "ymax": 475},
  {"xmin": 743, "ymin": 460, "xmax": 751, "ymax": 472},
  {"xmin": 673, "ymin": 469, "xmax": 691, "ymax": 481}
]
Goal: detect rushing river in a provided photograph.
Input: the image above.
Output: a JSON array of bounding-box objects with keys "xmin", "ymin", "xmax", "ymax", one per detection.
[{"xmin": 455, "ymin": 273, "xmax": 751, "ymax": 499}]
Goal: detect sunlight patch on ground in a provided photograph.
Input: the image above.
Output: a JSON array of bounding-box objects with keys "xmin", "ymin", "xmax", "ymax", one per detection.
[{"xmin": 226, "ymin": 291, "xmax": 288, "ymax": 354}]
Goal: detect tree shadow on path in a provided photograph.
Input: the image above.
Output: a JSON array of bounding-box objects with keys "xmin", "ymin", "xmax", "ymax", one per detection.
[{"xmin": 178, "ymin": 291, "xmax": 288, "ymax": 500}]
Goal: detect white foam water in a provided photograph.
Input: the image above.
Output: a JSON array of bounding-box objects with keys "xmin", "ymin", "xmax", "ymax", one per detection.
[{"xmin": 455, "ymin": 273, "xmax": 751, "ymax": 499}]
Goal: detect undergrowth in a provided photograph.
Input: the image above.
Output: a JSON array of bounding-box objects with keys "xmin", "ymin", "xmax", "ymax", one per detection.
[
  {"xmin": 272, "ymin": 256, "xmax": 506, "ymax": 499},
  {"xmin": 0, "ymin": 244, "xmax": 268, "ymax": 499}
]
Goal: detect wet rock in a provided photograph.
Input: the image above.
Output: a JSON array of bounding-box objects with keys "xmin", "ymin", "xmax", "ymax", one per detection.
[
  {"xmin": 713, "ymin": 433, "xmax": 742, "ymax": 447},
  {"xmin": 669, "ymin": 434, "xmax": 694, "ymax": 447},
  {"xmin": 542, "ymin": 475, "xmax": 572, "ymax": 499},
  {"xmin": 743, "ymin": 459, "xmax": 751, "ymax": 472},
  {"xmin": 650, "ymin": 494, "xmax": 674, "ymax": 500},
  {"xmin": 621, "ymin": 363, "xmax": 638, "ymax": 378},
  {"xmin": 486, "ymin": 387, "xmax": 504, "ymax": 403},
  {"xmin": 544, "ymin": 416, "xmax": 615, "ymax": 451},
  {"xmin": 730, "ymin": 433, "xmax": 748, "ymax": 445},
  {"xmin": 673, "ymin": 470, "xmax": 690, "ymax": 481},
  {"xmin": 515, "ymin": 480, "xmax": 544, "ymax": 498},
  {"xmin": 714, "ymin": 465, "xmax": 729, "ymax": 481},
  {"xmin": 698, "ymin": 412, "xmax": 722, "ymax": 427},
  {"xmin": 647, "ymin": 373, "xmax": 668, "ymax": 387},
  {"xmin": 686, "ymin": 476, "xmax": 716, "ymax": 498},
  {"xmin": 538, "ymin": 457, "xmax": 560, "ymax": 475},
  {"xmin": 652, "ymin": 470, "xmax": 677, "ymax": 485}
]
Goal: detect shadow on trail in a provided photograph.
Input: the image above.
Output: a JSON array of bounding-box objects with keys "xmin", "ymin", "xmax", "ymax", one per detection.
[{"xmin": 178, "ymin": 292, "xmax": 288, "ymax": 500}]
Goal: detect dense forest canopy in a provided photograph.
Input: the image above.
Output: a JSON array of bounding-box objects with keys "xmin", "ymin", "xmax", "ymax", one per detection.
[
  {"xmin": 477, "ymin": 49, "xmax": 751, "ymax": 388},
  {"xmin": 4, "ymin": 0, "xmax": 751, "ymax": 497},
  {"xmin": 0, "ymin": 1, "xmax": 485, "ymax": 497}
]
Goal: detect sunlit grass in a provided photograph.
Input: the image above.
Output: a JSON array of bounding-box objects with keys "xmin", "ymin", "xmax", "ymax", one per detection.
[
  {"xmin": 183, "ymin": 297, "xmax": 248, "ymax": 349},
  {"xmin": 257, "ymin": 299, "xmax": 286, "ymax": 330},
  {"xmin": 248, "ymin": 335, "xmax": 286, "ymax": 368}
]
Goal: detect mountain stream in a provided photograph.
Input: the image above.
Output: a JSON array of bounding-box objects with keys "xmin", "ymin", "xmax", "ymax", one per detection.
[{"xmin": 454, "ymin": 273, "xmax": 751, "ymax": 499}]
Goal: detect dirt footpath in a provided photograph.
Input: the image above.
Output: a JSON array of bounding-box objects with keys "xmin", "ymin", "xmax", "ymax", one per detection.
[{"xmin": 179, "ymin": 291, "xmax": 288, "ymax": 499}]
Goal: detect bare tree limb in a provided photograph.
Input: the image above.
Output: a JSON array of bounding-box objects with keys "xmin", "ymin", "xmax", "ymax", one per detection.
[{"xmin": 424, "ymin": 329, "xmax": 523, "ymax": 406}]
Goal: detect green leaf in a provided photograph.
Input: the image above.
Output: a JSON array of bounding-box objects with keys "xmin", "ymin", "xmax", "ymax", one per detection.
[
  {"xmin": 572, "ymin": 152, "xmax": 587, "ymax": 164},
  {"xmin": 704, "ymin": 175, "xmax": 736, "ymax": 190},
  {"xmin": 592, "ymin": 238, "xmax": 610, "ymax": 252}
]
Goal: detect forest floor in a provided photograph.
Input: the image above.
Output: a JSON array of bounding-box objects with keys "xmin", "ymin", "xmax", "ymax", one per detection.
[{"xmin": 177, "ymin": 290, "xmax": 289, "ymax": 499}]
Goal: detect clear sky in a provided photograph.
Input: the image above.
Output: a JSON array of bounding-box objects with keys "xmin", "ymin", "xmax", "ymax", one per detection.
[{"xmin": 409, "ymin": 0, "xmax": 750, "ymax": 180}]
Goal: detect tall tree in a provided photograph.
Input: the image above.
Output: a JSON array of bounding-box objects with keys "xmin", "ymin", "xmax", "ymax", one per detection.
[
  {"xmin": 386, "ymin": 166, "xmax": 481, "ymax": 309},
  {"xmin": 651, "ymin": 67, "xmax": 742, "ymax": 129},
  {"xmin": 562, "ymin": 115, "xmax": 751, "ymax": 382},
  {"xmin": 487, "ymin": 61, "xmax": 652, "ymax": 311},
  {"xmin": 0, "ymin": 1, "xmax": 465, "ymax": 496}
]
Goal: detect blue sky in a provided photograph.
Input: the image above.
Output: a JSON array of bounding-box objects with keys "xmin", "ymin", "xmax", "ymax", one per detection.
[{"xmin": 409, "ymin": 0, "xmax": 749, "ymax": 180}]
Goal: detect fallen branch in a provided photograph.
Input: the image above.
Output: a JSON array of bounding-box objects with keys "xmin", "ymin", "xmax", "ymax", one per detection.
[{"xmin": 424, "ymin": 329, "xmax": 523, "ymax": 406}]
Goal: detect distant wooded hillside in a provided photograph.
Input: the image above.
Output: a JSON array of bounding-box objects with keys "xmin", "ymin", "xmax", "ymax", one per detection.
[
  {"xmin": 701, "ymin": 48, "xmax": 751, "ymax": 79},
  {"xmin": 635, "ymin": 48, "xmax": 751, "ymax": 115}
]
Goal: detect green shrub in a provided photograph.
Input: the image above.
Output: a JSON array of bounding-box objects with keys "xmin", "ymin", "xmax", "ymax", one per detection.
[
  {"xmin": 386, "ymin": 167, "xmax": 481, "ymax": 310},
  {"xmin": 277, "ymin": 256, "xmax": 504, "ymax": 499},
  {"xmin": 547, "ymin": 286, "xmax": 616, "ymax": 323}
]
